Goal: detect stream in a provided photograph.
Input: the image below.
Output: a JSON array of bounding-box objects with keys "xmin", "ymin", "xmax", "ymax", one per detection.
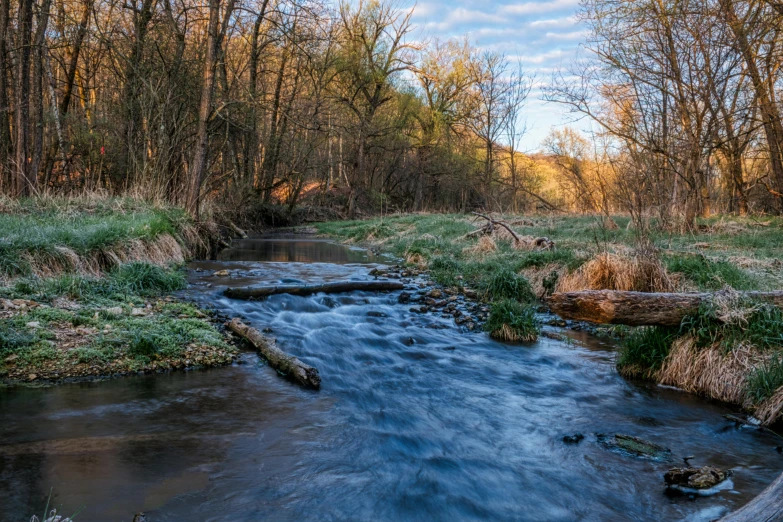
[{"xmin": 1, "ymin": 237, "xmax": 782, "ymax": 521}]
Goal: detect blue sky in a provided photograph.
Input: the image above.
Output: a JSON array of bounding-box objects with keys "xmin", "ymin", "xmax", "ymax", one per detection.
[{"xmin": 405, "ymin": 0, "xmax": 587, "ymax": 151}]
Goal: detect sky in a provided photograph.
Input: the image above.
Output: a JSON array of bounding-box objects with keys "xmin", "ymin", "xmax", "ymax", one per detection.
[{"xmin": 404, "ymin": 0, "xmax": 589, "ymax": 152}]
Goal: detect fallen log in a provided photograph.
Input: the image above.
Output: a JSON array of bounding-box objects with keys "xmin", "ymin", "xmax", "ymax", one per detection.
[
  {"xmin": 225, "ymin": 280, "xmax": 404, "ymax": 300},
  {"xmin": 547, "ymin": 290, "xmax": 783, "ymax": 326},
  {"xmin": 226, "ymin": 318, "xmax": 321, "ymax": 389},
  {"xmin": 719, "ymin": 470, "xmax": 783, "ymax": 521}
]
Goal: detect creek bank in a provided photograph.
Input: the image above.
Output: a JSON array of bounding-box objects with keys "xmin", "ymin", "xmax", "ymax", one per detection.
[{"xmin": 0, "ymin": 197, "xmax": 254, "ymax": 386}]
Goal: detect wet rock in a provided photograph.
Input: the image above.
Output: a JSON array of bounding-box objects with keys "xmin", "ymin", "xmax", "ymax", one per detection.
[
  {"xmin": 464, "ymin": 289, "xmax": 478, "ymax": 299},
  {"xmin": 466, "ymin": 322, "xmax": 476, "ymax": 331},
  {"xmin": 428, "ymin": 289, "xmax": 443, "ymax": 299},
  {"xmin": 665, "ymin": 466, "xmax": 731, "ymax": 493},
  {"xmin": 398, "ymin": 292, "xmax": 411, "ymax": 304},
  {"xmin": 262, "ymin": 327, "xmax": 273, "ymax": 334},
  {"xmin": 434, "ymin": 300, "xmax": 446, "ymax": 308},
  {"xmin": 213, "ymin": 269, "xmax": 230, "ymax": 277},
  {"xmin": 402, "ymin": 337, "xmax": 415, "ymax": 346},
  {"xmin": 598, "ymin": 434, "xmax": 672, "ymax": 461},
  {"xmin": 563, "ymin": 433, "xmax": 584, "ymax": 444},
  {"xmin": 547, "ymin": 318, "xmax": 567, "ymax": 327},
  {"xmin": 369, "ymin": 268, "xmax": 388, "ymax": 277},
  {"xmin": 367, "ymin": 311, "xmax": 387, "ymax": 318},
  {"xmin": 425, "ymin": 298, "xmax": 437, "ymax": 306}
]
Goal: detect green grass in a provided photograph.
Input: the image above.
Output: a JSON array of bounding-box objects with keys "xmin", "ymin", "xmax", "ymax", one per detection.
[
  {"xmin": 482, "ymin": 268, "xmax": 535, "ymax": 302},
  {"xmin": 681, "ymin": 300, "xmax": 783, "ymax": 352},
  {"xmin": 665, "ymin": 255, "xmax": 758, "ymax": 290},
  {"xmin": 616, "ymin": 326, "xmax": 679, "ymax": 378},
  {"xmin": 484, "ymin": 299, "xmax": 540, "ymax": 342},
  {"xmin": 0, "ymin": 196, "xmax": 190, "ymax": 277},
  {"xmin": 316, "ymin": 214, "xmax": 781, "ymax": 292},
  {"xmin": 0, "ymin": 263, "xmax": 233, "ymax": 381},
  {"xmin": 746, "ymin": 354, "xmax": 783, "ymax": 405}
]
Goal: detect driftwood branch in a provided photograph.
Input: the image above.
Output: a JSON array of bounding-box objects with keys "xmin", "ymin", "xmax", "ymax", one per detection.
[
  {"xmin": 547, "ymin": 290, "xmax": 783, "ymax": 326},
  {"xmin": 471, "ymin": 212, "xmax": 522, "ymax": 242},
  {"xmin": 226, "ymin": 318, "xmax": 321, "ymax": 388},
  {"xmin": 225, "ymin": 280, "xmax": 405, "ymax": 299},
  {"xmin": 719, "ymin": 471, "xmax": 783, "ymax": 521}
]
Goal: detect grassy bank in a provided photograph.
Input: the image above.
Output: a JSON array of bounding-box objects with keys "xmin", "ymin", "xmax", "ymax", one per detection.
[
  {"xmin": 316, "ymin": 213, "xmax": 783, "ymax": 422},
  {"xmin": 0, "ymin": 195, "xmax": 211, "ymax": 279},
  {"xmin": 0, "ymin": 197, "xmax": 236, "ymax": 384}
]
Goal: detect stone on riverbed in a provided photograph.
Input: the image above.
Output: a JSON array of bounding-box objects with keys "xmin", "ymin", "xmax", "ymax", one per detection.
[
  {"xmin": 664, "ymin": 466, "xmax": 732, "ymax": 496},
  {"xmin": 563, "ymin": 433, "xmax": 584, "ymax": 444},
  {"xmin": 597, "ymin": 434, "xmax": 672, "ymax": 461}
]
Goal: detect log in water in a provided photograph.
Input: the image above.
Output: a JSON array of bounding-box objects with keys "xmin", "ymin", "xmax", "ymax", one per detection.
[
  {"xmin": 225, "ymin": 280, "xmax": 405, "ymax": 299},
  {"xmin": 719, "ymin": 471, "xmax": 783, "ymax": 521},
  {"xmin": 226, "ymin": 318, "xmax": 321, "ymax": 389}
]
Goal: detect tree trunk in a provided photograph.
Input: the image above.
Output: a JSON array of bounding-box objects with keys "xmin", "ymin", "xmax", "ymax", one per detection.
[
  {"xmin": 14, "ymin": 0, "xmax": 34, "ymax": 197},
  {"xmin": 226, "ymin": 318, "xmax": 320, "ymax": 388},
  {"xmin": 547, "ymin": 290, "xmax": 783, "ymax": 326},
  {"xmin": 59, "ymin": 0, "xmax": 91, "ymax": 116},
  {"xmin": 31, "ymin": 0, "xmax": 52, "ymax": 186},
  {"xmin": 225, "ymin": 280, "xmax": 405, "ymax": 299},
  {"xmin": 187, "ymin": 0, "xmax": 232, "ymax": 217},
  {"xmin": 0, "ymin": 0, "xmax": 11, "ymax": 191}
]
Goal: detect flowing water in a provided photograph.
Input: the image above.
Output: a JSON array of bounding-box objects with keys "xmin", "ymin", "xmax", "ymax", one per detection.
[{"xmin": 1, "ymin": 237, "xmax": 782, "ymax": 522}]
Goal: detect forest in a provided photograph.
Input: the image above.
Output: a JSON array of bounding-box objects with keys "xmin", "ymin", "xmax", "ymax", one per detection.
[{"xmin": 1, "ymin": 0, "xmax": 782, "ymax": 227}]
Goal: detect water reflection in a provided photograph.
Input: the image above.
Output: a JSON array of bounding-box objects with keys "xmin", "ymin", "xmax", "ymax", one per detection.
[{"xmin": 217, "ymin": 237, "xmax": 380, "ymax": 264}]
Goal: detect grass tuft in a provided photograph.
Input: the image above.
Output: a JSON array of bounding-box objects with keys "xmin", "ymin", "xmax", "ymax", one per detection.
[
  {"xmin": 481, "ymin": 269, "xmax": 535, "ymax": 302},
  {"xmin": 484, "ymin": 299, "xmax": 539, "ymax": 342},
  {"xmin": 617, "ymin": 326, "xmax": 678, "ymax": 378}
]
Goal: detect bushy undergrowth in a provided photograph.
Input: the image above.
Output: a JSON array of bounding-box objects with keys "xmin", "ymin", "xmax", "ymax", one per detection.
[{"xmin": 484, "ymin": 299, "xmax": 539, "ymax": 342}]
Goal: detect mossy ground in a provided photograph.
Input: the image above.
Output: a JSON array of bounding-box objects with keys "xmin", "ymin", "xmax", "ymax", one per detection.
[
  {"xmin": 0, "ymin": 263, "xmax": 237, "ymax": 383},
  {"xmin": 0, "ymin": 197, "xmax": 235, "ymax": 384}
]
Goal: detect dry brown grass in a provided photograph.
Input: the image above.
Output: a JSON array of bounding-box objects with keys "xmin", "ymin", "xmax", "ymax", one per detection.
[
  {"xmin": 464, "ymin": 235, "xmax": 498, "ymax": 255},
  {"xmin": 25, "ymin": 234, "xmax": 187, "ymax": 279},
  {"xmin": 755, "ymin": 387, "xmax": 783, "ymax": 425},
  {"xmin": 522, "ymin": 263, "xmax": 564, "ymax": 297},
  {"xmin": 557, "ymin": 251, "xmax": 674, "ymax": 292},
  {"xmin": 656, "ymin": 336, "xmax": 762, "ymax": 406},
  {"xmin": 490, "ymin": 323, "xmax": 537, "ymax": 343}
]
